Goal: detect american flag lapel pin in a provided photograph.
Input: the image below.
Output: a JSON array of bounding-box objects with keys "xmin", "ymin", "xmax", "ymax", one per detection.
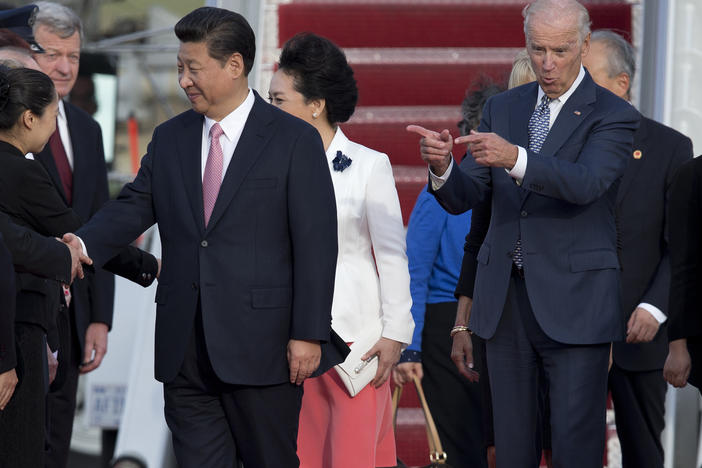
[
  {"xmin": 574, "ymin": 110, "xmax": 581, "ymax": 116},
  {"xmin": 633, "ymin": 150, "xmax": 642, "ymax": 159}
]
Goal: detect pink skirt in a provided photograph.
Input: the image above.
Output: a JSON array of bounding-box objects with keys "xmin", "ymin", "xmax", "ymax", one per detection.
[{"xmin": 297, "ymin": 368, "xmax": 397, "ymax": 468}]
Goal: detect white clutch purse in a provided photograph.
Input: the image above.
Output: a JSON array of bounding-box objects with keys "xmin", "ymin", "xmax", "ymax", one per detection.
[{"xmin": 334, "ymin": 327, "xmax": 382, "ymax": 397}]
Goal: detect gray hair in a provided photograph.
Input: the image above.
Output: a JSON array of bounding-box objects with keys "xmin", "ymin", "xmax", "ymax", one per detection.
[
  {"xmin": 32, "ymin": 1, "xmax": 83, "ymax": 42},
  {"xmin": 591, "ymin": 30, "xmax": 635, "ymax": 86},
  {"xmin": 0, "ymin": 58, "xmax": 24, "ymax": 69},
  {"xmin": 523, "ymin": 0, "xmax": 591, "ymax": 44}
]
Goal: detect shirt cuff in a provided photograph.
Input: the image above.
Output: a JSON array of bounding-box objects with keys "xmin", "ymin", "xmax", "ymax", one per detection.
[
  {"xmin": 638, "ymin": 302, "xmax": 667, "ymax": 324},
  {"xmin": 505, "ymin": 146, "xmax": 527, "ymax": 183},
  {"xmin": 429, "ymin": 157, "xmax": 454, "ymax": 191},
  {"xmin": 399, "ymin": 350, "xmax": 421, "ymax": 363},
  {"xmin": 77, "ymin": 236, "xmax": 88, "ymax": 257}
]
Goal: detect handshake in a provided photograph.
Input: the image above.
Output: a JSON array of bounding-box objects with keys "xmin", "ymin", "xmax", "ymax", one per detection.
[
  {"xmin": 60, "ymin": 233, "xmax": 92, "ymax": 284},
  {"xmin": 59, "ymin": 232, "xmax": 162, "ymax": 286}
]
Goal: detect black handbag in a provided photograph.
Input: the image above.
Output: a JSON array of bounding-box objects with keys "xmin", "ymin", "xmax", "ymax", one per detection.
[{"xmin": 393, "ymin": 375, "xmax": 453, "ymax": 468}]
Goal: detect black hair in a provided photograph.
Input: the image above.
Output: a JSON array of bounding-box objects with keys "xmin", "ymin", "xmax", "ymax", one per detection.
[
  {"xmin": 0, "ymin": 66, "xmax": 55, "ymax": 129},
  {"xmin": 174, "ymin": 7, "xmax": 255, "ymax": 76},
  {"xmin": 278, "ymin": 33, "xmax": 358, "ymax": 125},
  {"xmin": 457, "ymin": 77, "xmax": 505, "ymax": 136}
]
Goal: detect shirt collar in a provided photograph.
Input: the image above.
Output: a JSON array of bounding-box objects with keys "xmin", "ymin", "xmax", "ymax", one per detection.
[
  {"xmin": 325, "ymin": 126, "xmax": 349, "ymax": 163},
  {"xmin": 204, "ymin": 89, "xmax": 255, "ymax": 140},
  {"xmin": 537, "ymin": 65, "xmax": 586, "ymax": 106},
  {"xmin": 58, "ymin": 99, "xmax": 67, "ymax": 123}
]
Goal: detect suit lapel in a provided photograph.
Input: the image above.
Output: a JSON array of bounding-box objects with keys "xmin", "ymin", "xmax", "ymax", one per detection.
[
  {"xmin": 510, "ymin": 84, "xmax": 537, "ymax": 150},
  {"xmin": 64, "ymin": 103, "xmax": 91, "ymax": 215},
  {"xmin": 511, "ymin": 84, "xmax": 538, "ymax": 201},
  {"xmin": 616, "ymin": 118, "xmax": 647, "ymax": 205},
  {"xmin": 205, "ymin": 93, "xmax": 274, "ymax": 233},
  {"xmin": 538, "ymin": 73, "xmax": 596, "ymax": 160},
  {"xmin": 35, "ymin": 145, "xmax": 67, "ymax": 205},
  {"xmin": 177, "ymin": 110, "xmax": 206, "ymax": 235},
  {"xmin": 520, "ymin": 72, "xmax": 595, "ymax": 207}
]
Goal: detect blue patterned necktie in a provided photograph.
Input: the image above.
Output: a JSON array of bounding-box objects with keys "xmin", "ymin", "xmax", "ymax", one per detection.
[{"xmin": 513, "ymin": 94, "xmax": 552, "ymax": 269}]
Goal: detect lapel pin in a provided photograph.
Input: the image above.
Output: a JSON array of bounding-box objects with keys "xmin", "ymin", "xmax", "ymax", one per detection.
[
  {"xmin": 573, "ymin": 110, "xmax": 581, "ymax": 116},
  {"xmin": 633, "ymin": 150, "xmax": 642, "ymax": 159}
]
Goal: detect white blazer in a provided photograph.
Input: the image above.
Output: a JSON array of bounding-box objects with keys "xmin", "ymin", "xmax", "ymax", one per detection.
[{"xmin": 325, "ymin": 128, "xmax": 414, "ymax": 345}]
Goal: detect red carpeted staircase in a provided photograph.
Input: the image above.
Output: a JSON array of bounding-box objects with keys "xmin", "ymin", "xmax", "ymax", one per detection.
[{"xmin": 277, "ymin": 1, "xmax": 632, "ymax": 465}]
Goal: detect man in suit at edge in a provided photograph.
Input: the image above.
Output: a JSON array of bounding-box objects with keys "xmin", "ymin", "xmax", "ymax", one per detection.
[
  {"xmin": 64, "ymin": 7, "xmax": 341, "ymax": 467},
  {"xmin": 30, "ymin": 4, "xmax": 119, "ymax": 466},
  {"xmin": 408, "ymin": 0, "xmax": 640, "ymax": 466},
  {"xmin": 582, "ymin": 30, "xmax": 693, "ymax": 468}
]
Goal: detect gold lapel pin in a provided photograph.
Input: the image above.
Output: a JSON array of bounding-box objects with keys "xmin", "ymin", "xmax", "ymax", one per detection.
[
  {"xmin": 633, "ymin": 150, "xmax": 642, "ymax": 159},
  {"xmin": 574, "ymin": 110, "xmax": 581, "ymax": 116}
]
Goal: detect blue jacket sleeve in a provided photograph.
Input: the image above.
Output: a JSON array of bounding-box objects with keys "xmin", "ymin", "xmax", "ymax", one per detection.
[{"xmin": 406, "ymin": 187, "xmax": 446, "ymax": 352}]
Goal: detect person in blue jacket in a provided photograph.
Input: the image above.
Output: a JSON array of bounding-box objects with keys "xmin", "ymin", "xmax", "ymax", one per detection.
[{"xmin": 394, "ymin": 81, "xmax": 502, "ymax": 468}]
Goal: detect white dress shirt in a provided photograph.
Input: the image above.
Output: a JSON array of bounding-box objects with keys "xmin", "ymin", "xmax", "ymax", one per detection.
[
  {"xmin": 56, "ymin": 100, "xmax": 74, "ymax": 169},
  {"xmin": 200, "ymin": 89, "xmax": 255, "ymax": 182}
]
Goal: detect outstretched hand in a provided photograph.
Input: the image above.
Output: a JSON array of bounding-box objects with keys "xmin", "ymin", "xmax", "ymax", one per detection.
[
  {"xmin": 456, "ymin": 130, "xmax": 518, "ymax": 169},
  {"xmin": 60, "ymin": 233, "xmax": 92, "ymax": 282},
  {"xmin": 407, "ymin": 124, "xmax": 454, "ymax": 176}
]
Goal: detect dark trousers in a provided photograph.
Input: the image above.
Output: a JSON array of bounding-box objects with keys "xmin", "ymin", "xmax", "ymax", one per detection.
[
  {"xmin": 45, "ymin": 305, "xmax": 81, "ymax": 468},
  {"xmin": 486, "ymin": 271, "xmax": 609, "ymax": 468},
  {"xmin": 0, "ymin": 323, "xmax": 46, "ymax": 468},
  {"xmin": 422, "ymin": 302, "xmax": 486, "ymax": 468},
  {"xmin": 164, "ymin": 309, "xmax": 303, "ymax": 468},
  {"xmin": 609, "ymin": 364, "xmax": 666, "ymax": 468}
]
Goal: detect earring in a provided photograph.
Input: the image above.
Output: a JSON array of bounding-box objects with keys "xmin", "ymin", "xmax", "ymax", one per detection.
[{"xmin": 312, "ymin": 112, "xmax": 318, "ymax": 118}]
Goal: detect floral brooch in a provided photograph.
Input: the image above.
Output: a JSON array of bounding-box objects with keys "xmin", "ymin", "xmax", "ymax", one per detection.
[{"xmin": 332, "ymin": 151, "xmax": 352, "ymax": 172}]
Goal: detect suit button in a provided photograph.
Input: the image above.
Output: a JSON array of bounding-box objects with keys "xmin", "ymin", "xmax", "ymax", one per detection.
[
  {"xmin": 141, "ymin": 273, "xmax": 147, "ymax": 279},
  {"xmin": 191, "ymin": 283, "xmax": 198, "ymax": 290},
  {"xmin": 521, "ymin": 210, "xmax": 528, "ymax": 217},
  {"xmin": 201, "ymin": 240, "xmax": 208, "ymax": 247}
]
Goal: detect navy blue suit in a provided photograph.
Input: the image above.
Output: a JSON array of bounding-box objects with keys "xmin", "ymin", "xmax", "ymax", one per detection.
[
  {"xmin": 76, "ymin": 92, "xmax": 342, "ymax": 467},
  {"xmin": 432, "ymin": 71, "xmax": 640, "ymax": 467}
]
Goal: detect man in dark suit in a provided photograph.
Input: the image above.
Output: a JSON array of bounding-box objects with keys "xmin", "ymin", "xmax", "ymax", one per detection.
[
  {"xmin": 31, "ymin": 3, "xmax": 118, "ymax": 466},
  {"xmin": 665, "ymin": 156, "xmax": 702, "ymax": 391},
  {"xmin": 409, "ymin": 0, "xmax": 639, "ymax": 466},
  {"xmin": 582, "ymin": 30, "xmax": 693, "ymax": 468},
  {"xmin": 65, "ymin": 7, "xmax": 341, "ymax": 467}
]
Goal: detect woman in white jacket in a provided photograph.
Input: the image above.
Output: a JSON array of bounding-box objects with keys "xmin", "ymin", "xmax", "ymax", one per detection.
[{"xmin": 269, "ymin": 33, "xmax": 414, "ymax": 468}]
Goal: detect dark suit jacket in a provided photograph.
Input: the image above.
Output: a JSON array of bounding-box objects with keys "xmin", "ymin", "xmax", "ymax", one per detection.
[
  {"xmin": 0, "ymin": 141, "xmax": 156, "ymax": 336},
  {"xmin": 77, "ymin": 93, "xmax": 343, "ymax": 385},
  {"xmin": 0, "ymin": 235, "xmax": 17, "ymax": 373},
  {"xmin": 35, "ymin": 101, "xmax": 115, "ymax": 352},
  {"xmin": 0, "ymin": 210, "xmax": 71, "ymax": 372},
  {"xmin": 432, "ymin": 71, "xmax": 640, "ymax": 344},
  {"xmin": 668, "ymin": 156, "xmax": 702, "ymax": 387},
  {"xmin": 612, "ymin": 117, "xmax": 692, "ymax": 372},
  {"xmin": 0, "ymin": 210, "xmax": 70, "ymax": 284}
]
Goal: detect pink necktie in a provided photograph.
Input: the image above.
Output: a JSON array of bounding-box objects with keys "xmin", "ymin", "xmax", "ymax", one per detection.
[{"xmin": 203, "ymin": 123, "xmax": 224, "ymax": 227}]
